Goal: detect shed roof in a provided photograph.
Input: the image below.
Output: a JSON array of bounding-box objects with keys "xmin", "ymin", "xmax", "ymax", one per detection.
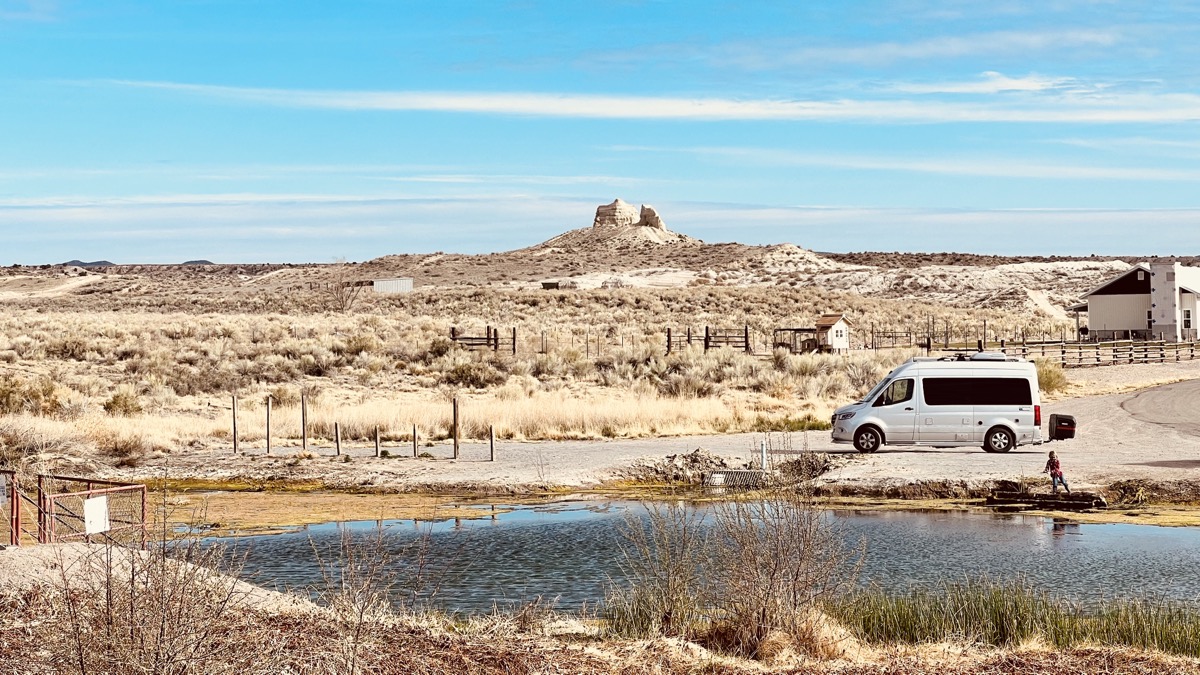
[{"xmin": 815, "ymin": 313, "xmax": 850, "ymax": 329}]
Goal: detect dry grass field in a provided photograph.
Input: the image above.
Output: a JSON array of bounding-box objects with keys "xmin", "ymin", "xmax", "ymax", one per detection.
[{"xmin": 0, "ymin": 222, "xmax": 1134, "ymax": 472}]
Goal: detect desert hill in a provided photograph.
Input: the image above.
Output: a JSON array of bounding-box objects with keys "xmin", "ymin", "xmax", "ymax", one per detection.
[{"xmin": 1, "ymin": 198, "xmax": 1186, "ymax": 318}]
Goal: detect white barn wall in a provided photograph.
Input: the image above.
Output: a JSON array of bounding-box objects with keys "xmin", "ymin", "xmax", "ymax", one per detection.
[{"xmin": 1088, "ymin": 294, "xmax": 1150, "ymax": 336}]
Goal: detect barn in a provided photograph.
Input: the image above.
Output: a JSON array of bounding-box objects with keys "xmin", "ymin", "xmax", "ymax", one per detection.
[{"xmin": 1077, "ymin": 262, "xmax": 1200, "ymax": 342}]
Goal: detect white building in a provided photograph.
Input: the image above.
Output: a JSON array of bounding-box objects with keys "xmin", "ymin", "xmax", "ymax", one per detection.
[
  {"xmin": 372, "ymin": 277, "xmax": 413, "ymax": 294},
  {"xmin": 816, "ymin": 313, "xmax": 851, "ymax": 353},
  {"xmin": 1077, "ymin": 262, "xmax": 1200, "ymax": 342}
]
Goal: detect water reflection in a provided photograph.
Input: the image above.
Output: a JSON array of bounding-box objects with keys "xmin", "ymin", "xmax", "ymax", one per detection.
[{"xmin": 225, "ymin": 502, "xmax": 1200, "ymax": 614}]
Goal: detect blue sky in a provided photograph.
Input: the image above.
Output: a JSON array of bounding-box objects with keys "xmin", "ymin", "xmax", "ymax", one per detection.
[{"xmin": 2, "ymin": 0, "xmax": 1200, "ymax": 264}]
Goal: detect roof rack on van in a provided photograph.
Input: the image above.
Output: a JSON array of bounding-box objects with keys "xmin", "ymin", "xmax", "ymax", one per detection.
[{"xmin": 931, "ymin": 352, "xmax": 1024, "ymax": 363}]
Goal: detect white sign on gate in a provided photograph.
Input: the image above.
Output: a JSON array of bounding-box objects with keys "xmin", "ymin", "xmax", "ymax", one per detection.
[{"xmin": 83, "ymin": 495, "xmax": 111, "ymax": 535}]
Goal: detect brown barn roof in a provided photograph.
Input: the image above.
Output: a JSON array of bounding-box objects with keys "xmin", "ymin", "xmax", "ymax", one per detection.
[{"xmin": 815, "ymin": 313, "xmax": 849, "ymax": 330}]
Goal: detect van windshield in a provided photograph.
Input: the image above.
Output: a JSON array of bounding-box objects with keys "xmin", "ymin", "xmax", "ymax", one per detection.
[{"xmin": 858, "ymin": 372, "xmax": 895, "ymax": 404}]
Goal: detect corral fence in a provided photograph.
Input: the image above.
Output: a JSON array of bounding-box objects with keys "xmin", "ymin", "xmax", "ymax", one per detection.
[
  {"xmin": 450, "ymin": 326, "xmax": 517, "ymax": 354},
  {"xmin": 937, "ymin": 339, "xmax": 1200, "ymax": 368},
  {"xmin": 0, "ymin": 470, "xmax": 146, "ymax": 548},
  {"xmin": 666, "ymin": 326, "xmax": 752, "ymax": 354}
]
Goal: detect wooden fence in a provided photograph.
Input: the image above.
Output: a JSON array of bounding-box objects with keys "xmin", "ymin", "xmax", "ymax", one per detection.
[
  {"xmin": 667, "ymin": 326, "xmax": 753, "ymax": 353},
  {"xmin": 939, "ymin": 340, "xmax": 1200, "ymax": 368},
  {"xmin": 450, "ymin": 326, "xmax": 517, "ymax": 354}
]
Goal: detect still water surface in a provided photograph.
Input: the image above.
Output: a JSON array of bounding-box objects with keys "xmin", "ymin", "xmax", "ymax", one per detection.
[{"xmin": 227, "ymin": 501, "xmax": 1200, "ymax": 614}]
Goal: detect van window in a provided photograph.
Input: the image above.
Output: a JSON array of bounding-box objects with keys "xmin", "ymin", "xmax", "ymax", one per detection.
[
  {"xmin": 923, "ymin": 377, "xmax": 1032, "ymax": 406},
  {"xmin": 874, "ymin": 378, "xmax": 914, "ymax": 406}
]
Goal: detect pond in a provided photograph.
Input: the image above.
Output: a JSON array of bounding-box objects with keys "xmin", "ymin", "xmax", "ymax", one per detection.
[{"xmin": 225, "ymin": 500, "xmax": 1200, "ymax": 614}]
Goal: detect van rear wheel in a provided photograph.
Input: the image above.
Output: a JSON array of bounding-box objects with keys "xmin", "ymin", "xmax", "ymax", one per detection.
[
  {"xmin": 853, "ymin": 426, "xmax": 883, "ymax": 453},
  {"xmin": 983, "ymin": 427, "xmax": 1015, "ymax": 453}
]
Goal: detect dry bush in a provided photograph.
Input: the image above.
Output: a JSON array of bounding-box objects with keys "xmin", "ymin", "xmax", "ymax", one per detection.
[
  {"xmin": 605, "ymin": 501, "xmax": 712, "ymax": 641},
  {"xmin": 44, "ymin": 541, "xmax": 277, "ymax": 675},
  {"xmin": 606, "ymin": 492, "xmax": 859, "ymax": 660},
  {"xmin": 102, "ymin": 386, "xmax": 143, "ymax": 416},
  {"xmin": 704, "ymin": 493, "xmax": 860, "ymax": 659},
  {"xmin": 1036, "ymin": 359, "xmax": 1070, "ymax": 394},
  {"xmin": 0, "ymin": 373, "xmax": 62, "ymax": 416}
]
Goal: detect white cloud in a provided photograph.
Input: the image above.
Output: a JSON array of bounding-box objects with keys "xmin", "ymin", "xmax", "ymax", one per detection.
[
  {"xmin": 612, "ymin": 145, "xmax": 1200, "ymax": 181},
  {"xmin": 886, "ymin": 71, "xmax": 1095, "ymax": 94},
  {"xmin": 99, "ymin": 79, "xmax": 1200, "ymax": 124}
]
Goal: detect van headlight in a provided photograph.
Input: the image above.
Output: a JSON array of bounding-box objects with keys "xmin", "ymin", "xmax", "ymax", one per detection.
[{"xmin": 837, "ymin": 412, "xmax": 856, "ymax": 421}]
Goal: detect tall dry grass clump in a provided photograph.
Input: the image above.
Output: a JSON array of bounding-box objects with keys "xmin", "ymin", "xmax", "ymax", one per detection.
[
  {"xmin": 605, "ymin": 491, "xmax": 859, "ymax": 661},
  {"xmin": 828, "ymin": 578, "xmax": 1200, "ymax": 658},
  {"xmin": 1035, "ymin": 359, "xmax": 1070, "ymax": 394}
]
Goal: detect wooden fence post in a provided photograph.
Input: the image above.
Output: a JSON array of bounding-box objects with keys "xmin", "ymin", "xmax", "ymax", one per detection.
[
  {"xmin": 335, "ymin": 422, "xmax": 341, "ymax": 456},
  {"xmin": 413, "ymin": 424, "xmax": 418, "ymax": 457},
  {"xmin": 230, "ymin": 393, "xmax": 237, "ymax": 451},
  {"xmin": 452, "ymin": 398, "xmax": 460, "ymax": 460},
  {"xmin": 704, "ymin": 326, "xmax": 711, "ymax": 351},
  {"xmin": 744, "ymin": 325, "xmax": 751, "ymax": 354},
  {"xmin": 301, "ymin": 392, "xmax": 308, "ymax": 453},
  {"xmin": 489, "ymin": 425, "xmax": 495, "ymax": 462},
  {"xmin": 266, "ymin": 395, "xmax": 272, "ymax": 456},
  {"xmin": 666, "ymin": 327, "xmax": 672, "ymax": 354},
  {"xmin": 374, "ymin": 425, "xmax": 381, "ymax": 458},
  {"xmin": 512, "ymin": 327, "xmax": 517, "ymax": 356}
]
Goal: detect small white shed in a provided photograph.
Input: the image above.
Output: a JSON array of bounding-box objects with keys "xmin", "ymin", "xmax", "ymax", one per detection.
[
  {"xmin": 816, "ymin": 313, "xmax": 851, "ymax": 353},
  {"xmin": 372, "ymin": 277, "xmax": 413, "ymax": 294}
]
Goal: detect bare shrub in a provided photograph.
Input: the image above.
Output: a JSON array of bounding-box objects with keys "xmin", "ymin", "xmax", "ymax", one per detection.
[
  {"xmin": 606, "ymin": 493, "xmax": 858, "ymax": 660},
  {"xmin": 326, "ymin": 259, "xmax": 367, "ymax": 313},
  {"xmin": 704, "ymin": 492, "xmax": 860, "ymax": 659},
  {"xmin": 45, "ymin": 539, "xmax": 274, "ymax": 675},
  {"xmin": 604, "ymin": 501, "xmax": 712, "ymax": 640}
]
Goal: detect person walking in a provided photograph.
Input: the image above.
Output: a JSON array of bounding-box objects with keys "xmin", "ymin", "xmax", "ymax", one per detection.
[{"xmin": 1044, "ymin": 450, "xmax": 1070, "ymax": 494}]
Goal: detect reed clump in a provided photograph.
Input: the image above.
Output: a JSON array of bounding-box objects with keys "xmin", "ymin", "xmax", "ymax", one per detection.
[{"xmin": 828, "ymin": 578, "xmax": 1200, "ymax": 658}]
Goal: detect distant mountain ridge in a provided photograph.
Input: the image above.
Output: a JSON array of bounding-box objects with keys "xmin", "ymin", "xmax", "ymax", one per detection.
[{"xmin": 62, "ymin": 260, "xmax": 115, "ymax": 268}]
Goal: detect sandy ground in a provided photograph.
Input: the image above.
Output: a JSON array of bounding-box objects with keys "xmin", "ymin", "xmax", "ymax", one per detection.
[
  {"xmin": 0, "ymin": 543, "xmax": 314, "ymax": 614},
  {"xmin": 103, "ymin": 360, "xmax": 1200, "ymax": 496}
]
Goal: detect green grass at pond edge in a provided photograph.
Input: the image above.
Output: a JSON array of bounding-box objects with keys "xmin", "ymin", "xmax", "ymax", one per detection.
[{"xmin": 827, "ymin": 578, "xmax": 1200, "ymax": 657}]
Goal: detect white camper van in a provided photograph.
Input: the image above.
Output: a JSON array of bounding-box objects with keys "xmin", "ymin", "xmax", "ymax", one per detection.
[{"xmin": 830, "ymin": 353, "xmax": 1042, "ymax": 453}]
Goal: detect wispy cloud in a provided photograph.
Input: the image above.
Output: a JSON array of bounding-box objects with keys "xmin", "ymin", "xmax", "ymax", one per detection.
[
  {"xmin": 612, "ymin": 145, "xmax": 1200, "ymax": 181},
  {"xmin": 98, "ymin": 79, "xmax": 1200, "ymax": 124},
  {"xmin": 885, "ymin": 71, "xmax": 1097, "ymax": 95},
  {"xmin": 717, "ymin": 28, "xmax": 1121, "ymax": 68},
  {"xmin": 1050, "ymin": 136, "xmax": 1200, "ymax": 154},
  {"xmin": 0, "ymin": 0, "xmax": 56, "ymax": 21},
  {"xmin": 373, "ymin": 173, "xmax": 650, "ymax": 186}
]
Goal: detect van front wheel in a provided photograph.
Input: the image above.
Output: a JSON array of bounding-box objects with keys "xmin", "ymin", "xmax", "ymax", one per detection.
[
  {"xmin": 853, "ymin": 426, "xmax": 883, "ymax": 453},
  {"xmin": 983, "ymin": 427, "xmax": 1015, "ymax": 453}
]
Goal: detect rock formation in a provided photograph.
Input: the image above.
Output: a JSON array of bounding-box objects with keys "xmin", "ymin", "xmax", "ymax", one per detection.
[
  {"xmin": 592, "ymin": 199, "xmax": 666, "ymax": 230},
  {"xmin": 636, "ymin": 205, "xmax": 665, "ymax": 230},
  {"xmin": 592, "ymin": 199, "xmax": 640, "ymax": 228}
]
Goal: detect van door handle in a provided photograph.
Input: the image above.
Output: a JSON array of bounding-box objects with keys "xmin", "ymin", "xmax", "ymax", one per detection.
[{"xmin": 904, "ymin": 407, "xmax": 914, "ymax": 411}]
